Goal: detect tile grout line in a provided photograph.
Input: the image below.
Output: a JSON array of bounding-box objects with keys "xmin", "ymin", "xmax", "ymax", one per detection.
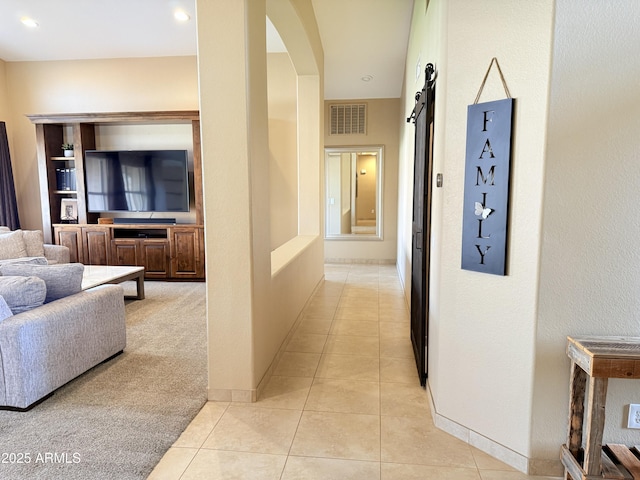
[
  {"xmin": 175, "ymin": 401, "xmax": 232, "ymax": 480},
  {"xmin": 280, "ymin": 269, "xmax": 343, "ymax": 480},
  {"xmin": 281, "ymin": 266, "xmax": 351, "ymax": 478}
]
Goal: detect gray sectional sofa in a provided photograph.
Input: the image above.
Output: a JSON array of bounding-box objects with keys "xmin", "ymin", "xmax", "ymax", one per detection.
[
  {"xmin": 0, "ymin": 227, "xmax": 127, "ymax": 410},
  {"xmin": 0, "ymin": 226, "xmax": 69, "ymax": 265},
  {"xmin": 0, "ymin": 284, "xmax": 127, "ymax": 410}
]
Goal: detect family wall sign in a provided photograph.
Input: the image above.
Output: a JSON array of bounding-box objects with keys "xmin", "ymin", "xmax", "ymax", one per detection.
[{"xmin": 461, "ymin": 58, "xmax": 514, "ymax": 275}]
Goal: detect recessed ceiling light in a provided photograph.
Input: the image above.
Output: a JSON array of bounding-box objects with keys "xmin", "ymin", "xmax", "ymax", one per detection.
[
  {"xmin": 174, "ymin": 10, "xmax": 190, "ymax": 22},
  {"xmin": 21, "ymin": 17, "xmax": 39, "ymax": 28},
  {"xmin": 361, "ymin": 75, "xmax": 374, "ymax": 82}
]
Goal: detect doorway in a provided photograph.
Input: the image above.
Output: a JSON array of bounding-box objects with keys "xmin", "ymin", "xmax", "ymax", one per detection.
[{"xmin": 409, "ymin": 64, "xmax": 436, "ymax": 386}]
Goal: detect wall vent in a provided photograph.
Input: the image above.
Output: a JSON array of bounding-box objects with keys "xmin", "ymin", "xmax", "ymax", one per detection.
[{"xmin": 329, "ymin": 103, "xmax": 367, "ymax": 135}]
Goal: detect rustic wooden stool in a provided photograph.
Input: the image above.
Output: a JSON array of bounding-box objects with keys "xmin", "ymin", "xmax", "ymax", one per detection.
[{"xmin": 562, "ymin": 336, "xmax": 640, "ymax": 480}]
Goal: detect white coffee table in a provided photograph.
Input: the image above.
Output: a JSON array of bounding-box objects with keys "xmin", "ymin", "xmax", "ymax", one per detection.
[{"xmin": 81, "ymin": 265, "xmax": 145, "ymax": 300}]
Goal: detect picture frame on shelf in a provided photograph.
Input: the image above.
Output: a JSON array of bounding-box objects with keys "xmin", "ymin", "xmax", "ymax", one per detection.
[{"xmin": 60, "ymin": 198, "xmax": 78, "ymax": 223}]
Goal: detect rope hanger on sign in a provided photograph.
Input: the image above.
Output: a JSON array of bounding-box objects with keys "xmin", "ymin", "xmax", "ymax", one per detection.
[{"xmin": 473, "ymin": 57, "xmax": 511, "ymax": 104}]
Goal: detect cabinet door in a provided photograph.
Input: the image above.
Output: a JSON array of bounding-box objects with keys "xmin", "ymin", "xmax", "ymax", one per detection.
[
  {"xmin": 54, "ymin": 226, "xmax": 83, "ymax": 263},
  {"xmin": 141, "ymin": 240, "xmax": 170, "ymax": 278},
  {"xmin": 83, "ymin": 227, "xmax": 110, "ymax": 265},
  {"xmin": 170, "ymin": 227, "xmax": 204, "ymax": 279},
  {"xmin": 111, "ymin": 239, "xmax": 140, "ymax": 266},
  {"xmin": 111, "ymin": 239, "xmax": 169, "ymax": 279}
]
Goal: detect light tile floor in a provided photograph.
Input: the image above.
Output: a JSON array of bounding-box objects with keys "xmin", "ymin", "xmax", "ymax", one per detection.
[{"xmin": 148, "ymin": 263, "xmax": 561, "ymax": 480}]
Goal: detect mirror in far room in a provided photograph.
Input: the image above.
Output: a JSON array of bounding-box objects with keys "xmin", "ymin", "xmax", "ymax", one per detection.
[{"xmin": 324, "ymin": 146, "xmax": 383, "ymax": 240}]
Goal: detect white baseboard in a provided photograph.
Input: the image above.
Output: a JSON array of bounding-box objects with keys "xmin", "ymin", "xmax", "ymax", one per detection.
[
  {"xmin": 324, "ymin": 258, "xmax": 395, "ymax": 264},
  {"xmin": 426, "ymin": 383, "xmax": 562, "ymax": 476},
  {"xmin": 207, "ymin": 388, "xmax": 256, "ymax": 403}
]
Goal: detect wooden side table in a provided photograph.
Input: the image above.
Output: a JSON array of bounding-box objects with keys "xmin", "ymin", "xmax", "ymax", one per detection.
[{"xmin": 562, "ymin": 336, "xmax": 640, "ymax": 480}]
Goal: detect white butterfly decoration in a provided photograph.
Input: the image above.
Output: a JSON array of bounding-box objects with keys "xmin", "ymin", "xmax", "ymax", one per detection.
[{"xmin": 474, "ymin": 202, "xmax": 493, "ymax": 220}]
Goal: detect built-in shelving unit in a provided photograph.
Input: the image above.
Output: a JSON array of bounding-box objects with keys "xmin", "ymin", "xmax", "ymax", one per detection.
[{"xmin": 28, "ymin": 111, "xmax": 205, "ymax": 280}]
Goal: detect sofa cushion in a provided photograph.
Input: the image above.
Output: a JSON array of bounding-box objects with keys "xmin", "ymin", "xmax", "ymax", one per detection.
[
  {"xmin": 0, "ymin": 276, "xmax": 47, "ymax": 314},
  {"xmin": 0, "ymin": 230, "xmax": 28, "ymax": 260},
  {"xmin": 0, "ymin": 263, "xmax": 84, "ymax": 304},
  {"xmin": 0, "ymin": 295, "xmax": 13, "ymax": 321},
  {"xmin": 21, "ymin": 230, "xmax": 45, "ymax": 257},
  {"xmin": 0, "ymin": 256, "xmax": 49, "ymax": 268}
]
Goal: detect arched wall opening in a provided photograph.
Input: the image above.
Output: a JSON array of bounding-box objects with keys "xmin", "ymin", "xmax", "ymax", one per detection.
[{"xmin": 197, "ymin": 0, "xmax": 324, "ymax": 401}]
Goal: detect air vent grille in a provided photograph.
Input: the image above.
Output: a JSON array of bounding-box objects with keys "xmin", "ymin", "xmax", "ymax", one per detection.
[{"xmin": 329, "ymin": 104, "xmax": 366, "ymax": 135}]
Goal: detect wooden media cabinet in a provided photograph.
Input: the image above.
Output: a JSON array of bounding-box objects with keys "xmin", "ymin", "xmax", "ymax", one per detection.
[{"xmin": 54, "ymin": 223, "xmax": 204, "ymax": 280}]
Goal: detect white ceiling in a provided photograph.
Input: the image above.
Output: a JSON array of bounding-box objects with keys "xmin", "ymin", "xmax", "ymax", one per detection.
[
  {"xmin": 312, "ymin": 0, "xmax": 414, "ymax": 99},
  {"xmin": 0, "ymin": 0, "xmax": 414, "ymax": 100}
]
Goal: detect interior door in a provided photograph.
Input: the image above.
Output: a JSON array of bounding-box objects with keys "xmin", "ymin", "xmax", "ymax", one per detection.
[{"xmin": 409, "ymin": 64, "xmax": 436, "ymax": 386}]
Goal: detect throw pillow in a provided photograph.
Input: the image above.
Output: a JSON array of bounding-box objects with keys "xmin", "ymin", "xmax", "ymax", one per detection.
[
  {"xmin": 0, "ymin": 263, "xmax": 84, "ymax": 304},
  {"xmin": 0, "ymin": 230, "xmax": 28, "ymax": 260},
  {"xmin": 21, "ymin": 230, "xmax": 45, "ymax": 257},
  {"xmin": 0, "ymin": 276, "xmax": 47, "ymax": 314},
  {"xmin": 0, "ymin": 295, "xmax": 13, "ymax": 321},
  {"xmin": 0, "ymin": 226, "xmax": 10, "ymax": 233}
]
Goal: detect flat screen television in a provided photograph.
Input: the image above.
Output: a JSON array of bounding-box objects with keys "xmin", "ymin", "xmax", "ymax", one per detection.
[{"xmin": 84, "ymin": 150, "xmax": 190, "ymax": 213}]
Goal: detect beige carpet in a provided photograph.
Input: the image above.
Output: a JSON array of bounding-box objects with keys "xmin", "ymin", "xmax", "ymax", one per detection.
[{"xmin": 0, "ymin": 280, "xmax": 207, "ymax": 479}]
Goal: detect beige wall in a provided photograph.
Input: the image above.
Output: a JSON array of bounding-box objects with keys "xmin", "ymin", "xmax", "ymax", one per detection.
[
  {"xmin": 198, "ymin": 0, "xmax": 324, "ymax": 400},
  {"xmin": 324, "ymin": 98, "xmax": 400, "ymax": 261},
  {"xmin": 0, "ymin": 60, "xmax": 9, "ymax": 120},
  {"xmin": 0, "ymin": 58, "xmax": 15, "ymax": 189},
  {"xmin": 398, "ymin": 0, "xmax": 555, "ymax": 473},
  {"xmin": 355, "ymin": 154, "xmax": 376, "ymax": 223},
  {"xmin": 434, "ymin": 0, "xmax": 553, "ymax": 462},
  {"xmin": 533, "ymin": 0, "xmax": 640, "ymax": 470},
  {"xmin": 267, "ymin": 52, "xmax": 298, "ymax": 250},
  {"xmin": 5, "ymin": 56, "xmax": 198, "ymax": 230}
]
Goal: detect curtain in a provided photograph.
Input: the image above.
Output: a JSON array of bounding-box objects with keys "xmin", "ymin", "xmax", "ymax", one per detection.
[{"xmin": 0, "ymin": 122, "xmax": 20, "ymax": 230}]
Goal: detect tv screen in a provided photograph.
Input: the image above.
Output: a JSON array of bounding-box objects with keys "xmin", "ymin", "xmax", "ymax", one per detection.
[{"xmin": 84, "ymin": 150, "xmax": 190, "ymax": 213}]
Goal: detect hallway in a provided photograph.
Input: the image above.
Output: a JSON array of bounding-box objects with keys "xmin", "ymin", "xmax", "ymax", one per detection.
[{"xmin": 149, "ymin": 263, "xmax": 558, "ymax": 479}]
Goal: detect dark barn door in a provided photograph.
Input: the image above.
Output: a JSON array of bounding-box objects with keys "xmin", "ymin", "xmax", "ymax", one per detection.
[{"xmin": 409, "ymin": 64, "xmax": 436, "ymax": 386}]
